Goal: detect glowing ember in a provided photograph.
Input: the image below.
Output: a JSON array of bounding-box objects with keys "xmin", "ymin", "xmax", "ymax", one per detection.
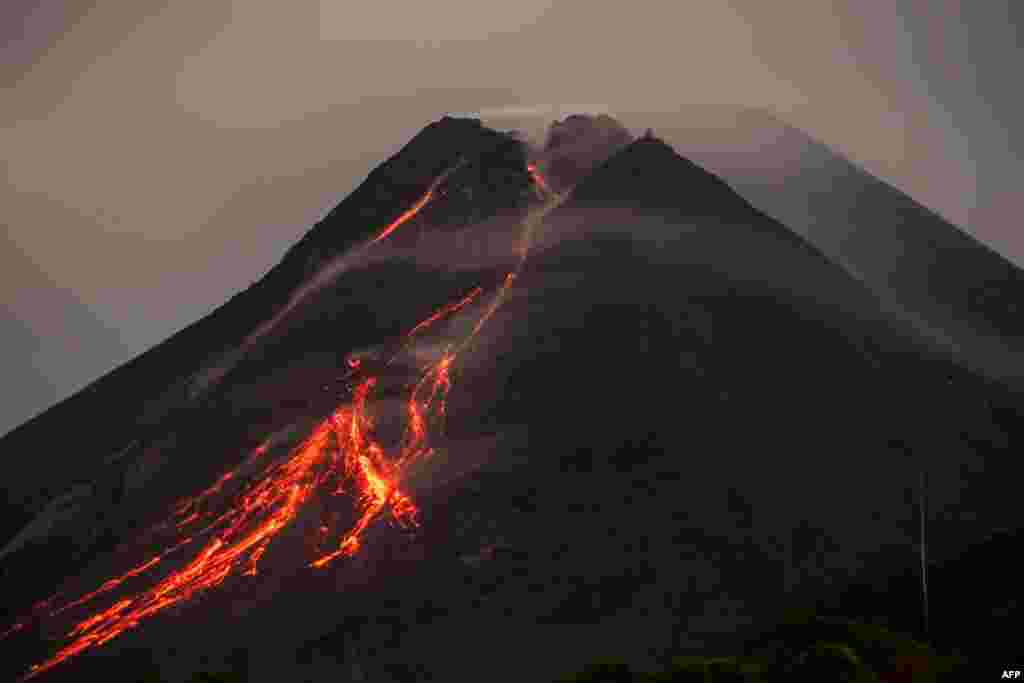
[
  {"xmin": 9, "ymin": 160, "xmax": 562, "ymax": 680},
  {"xmin": 527, "ymin": 162, "xmax": 551, "ymax": 197}
]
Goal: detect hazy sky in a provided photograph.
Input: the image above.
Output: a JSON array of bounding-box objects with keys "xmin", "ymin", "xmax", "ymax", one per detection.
[{"xmin": 2, "ymin": 0, "xmax": 1021, "ymax": 435}]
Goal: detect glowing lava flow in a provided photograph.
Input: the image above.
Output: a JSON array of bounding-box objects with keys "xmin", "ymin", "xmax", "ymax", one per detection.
[
  {"xmin": 310, "ymin": 164, "xmax": 567, "ymax": 573},
  {"xmin": 235, "ymin": 158, "xmax": 468, "ymax": 369},
  {"xmin": 11, "ymin": 161, "xmax": 562, "ymax": 681},
  {"xmin": 371, "ymin": 158, "xmax": 467, "ymax": 244},
  {"xmin": 403, "ymin": 286, "xmax": 484, "ymax": 340}
]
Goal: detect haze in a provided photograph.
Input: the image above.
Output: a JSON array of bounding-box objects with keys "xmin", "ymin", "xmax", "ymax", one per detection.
[{"xmin": 2, "ymin": 0, "xmax": 1021, "ymax": 435}]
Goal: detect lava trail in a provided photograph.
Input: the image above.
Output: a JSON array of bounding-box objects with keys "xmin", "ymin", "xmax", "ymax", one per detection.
[
  {"xmin": 234, "ymin": 158, "xmax": 468, "ymax": 372},
  {"xmin": 10, "ymin": 161, "xmax": 562, "ymax": 681}
]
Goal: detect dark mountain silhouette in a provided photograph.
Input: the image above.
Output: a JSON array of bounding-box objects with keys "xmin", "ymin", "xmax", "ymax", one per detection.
[
  {"xmin": 632, "ymin": 107, "xmax": 1024, "ymax": 382},
  {"xmin": 1, "ymin": 116, "xmax": 1021, "ymax": 682}
]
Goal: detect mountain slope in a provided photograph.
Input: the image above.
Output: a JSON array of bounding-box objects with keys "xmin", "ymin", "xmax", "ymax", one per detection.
[{"xmin": 631, "ymin": 107, "xmax": 1024, "ymax": 381}]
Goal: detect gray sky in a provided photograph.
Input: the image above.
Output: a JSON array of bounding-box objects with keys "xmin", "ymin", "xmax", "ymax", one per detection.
[{"xmin": 2, "ymin": 0, "xmax": 1021, "ymax": 435}]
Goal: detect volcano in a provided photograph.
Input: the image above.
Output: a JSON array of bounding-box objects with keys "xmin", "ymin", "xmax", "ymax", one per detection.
[{"xmin": 1, "ymin": 113, "xmax": 1021, "ymax": 681}]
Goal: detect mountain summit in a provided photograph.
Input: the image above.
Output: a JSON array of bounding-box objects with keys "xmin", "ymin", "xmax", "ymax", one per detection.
[{"xmin": 569, "ymin": 133, "xmax": 770, "ymax": 218}]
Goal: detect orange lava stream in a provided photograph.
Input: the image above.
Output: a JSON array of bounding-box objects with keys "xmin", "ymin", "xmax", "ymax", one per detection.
[
  {"xmin": 404, "ymin": 287, "xmax": 484, "ymax": 340},
  {"xmin": 371, "ymin": 157, "xmax": 467, "ymax": 245},
  {"xmin": 13, "ymin": 161, "xmax": 559, "ymax": 680},
  {"xmin": 370, "ymin": 190, "xmax": 435, "ymax": 245},
  {"xmin": 236, "ymin": 159, "xmax": 467, "ymax": 363}
]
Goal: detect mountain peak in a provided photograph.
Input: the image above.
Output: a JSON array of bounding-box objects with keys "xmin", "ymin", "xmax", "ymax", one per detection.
[
  {"xmin": 567, "ymin": 133, "xmax": 741, "ymax": 214},
  {"xmin": 423, "ymin": 114, "xmax": 486, "ymax": 135},
  {"xmin": 296, "ymin": 117, "xmax": 528, "ymax": 253}
]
